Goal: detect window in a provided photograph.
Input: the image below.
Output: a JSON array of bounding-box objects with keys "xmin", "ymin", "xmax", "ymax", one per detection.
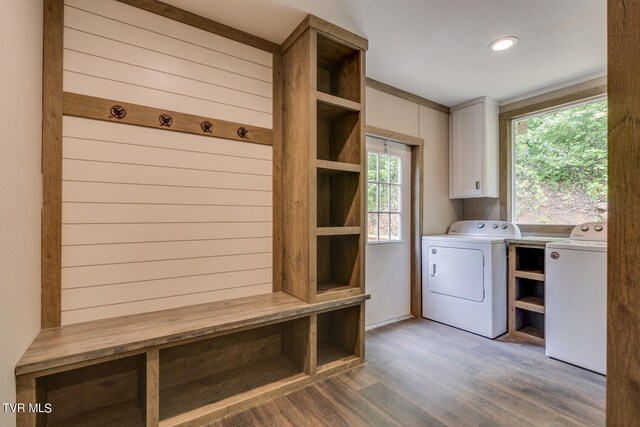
[
  {"xmin": 512, "ymin": 98, "xmax": 608, "ymax": 224},
  {"xmin": 367, "ymin": 151, "xmax": 401, "ymax": 241}
]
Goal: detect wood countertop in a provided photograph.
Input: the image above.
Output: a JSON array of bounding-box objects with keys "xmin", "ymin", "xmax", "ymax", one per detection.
[{"xmin": 507, "ymin": 236, "xmax": 567, "ymax": 246}]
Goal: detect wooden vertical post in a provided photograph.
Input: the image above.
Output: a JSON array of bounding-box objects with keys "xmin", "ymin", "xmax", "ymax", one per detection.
[
  {"xmin": 309, "ymin": 313, "xmax": 318, "ymax": 375},
  {"xmin": 272, "ymin": 52, "xmax": 283, "ymax": 292},
  {"xmin": 145, "ymin": 350, "xmax": 160, "ymax": 426},
  {"xmin": 15, "ymin": 374, "xmax": 36, "ymax": 427},
  {"xmin": 410, "ymin": 144, "xmax": 424, "ymax": 318},
  {"xmin": 607, "ymin": 0, "xmax": 640, "ymax": 424},
  {"xmin": 41, "ymin": 0, "xmax": 64, "ymax": 328}
]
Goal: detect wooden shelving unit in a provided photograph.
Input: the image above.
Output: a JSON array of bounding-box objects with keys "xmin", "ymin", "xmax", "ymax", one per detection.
[
  {"xmin": 281, "ymin": 16, "xmax": 367, "ymax": 303},
  {"xmin": 508, "ymin": 242, "xmax": 548, "ymax": 345},
  {"xmin": 16, "ymin": 292, "xmax": 369, "ymax": 427},
  {"xmin": 17, "ymin": 13, "xmax": 371, "ymax": 427}
]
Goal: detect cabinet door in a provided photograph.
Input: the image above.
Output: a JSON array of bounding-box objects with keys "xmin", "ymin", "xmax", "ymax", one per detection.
[
  {"xmin": 426, "ymin": 245, "xmax": 485, "ymax": 302},
  {"xmin": 450, "ymin": 102, "xmax": 483, "ymax": 198}
]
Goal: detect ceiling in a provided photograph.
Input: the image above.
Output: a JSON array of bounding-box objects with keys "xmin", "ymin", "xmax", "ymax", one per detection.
[{"xmin": 163, "ymin": 0, "xmax": 607, "ymax": 107}]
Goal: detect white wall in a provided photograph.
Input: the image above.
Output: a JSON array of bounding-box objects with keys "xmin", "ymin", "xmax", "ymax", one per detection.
[
  {"xmin": 0, "ymin": 1, "xmax": 43, "ymax": 425},
  {"xmin": 418, "ymin": 104, "xmax": 463, "ymax": 233},
  {"xmin": 366, "ymin": 87, "xmax": 462, "ymax": 234}
]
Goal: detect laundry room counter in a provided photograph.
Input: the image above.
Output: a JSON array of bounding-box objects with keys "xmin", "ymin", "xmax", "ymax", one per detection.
[{"xmin": 507, "ymin": 236, "xmax": 566, "ymax": 246}]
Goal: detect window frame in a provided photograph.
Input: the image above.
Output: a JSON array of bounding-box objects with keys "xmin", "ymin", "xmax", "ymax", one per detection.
[
  {"xmin": 366, "ymin": 150, "xmax": 403, "ymax": 244},
  {"xmin": 498, "ymin": 86, "xmax": 607, "ymax": 235}
]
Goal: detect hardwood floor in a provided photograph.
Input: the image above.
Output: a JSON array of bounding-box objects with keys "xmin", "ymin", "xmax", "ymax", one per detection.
[{"xmin": 208, "ymin": 318, "xmax": 606, "ymax": 426}]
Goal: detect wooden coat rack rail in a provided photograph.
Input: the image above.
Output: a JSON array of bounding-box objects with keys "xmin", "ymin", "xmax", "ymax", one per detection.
[{"xmin": 63, "ymin": 92, "xmax": 274, "ymax": 146}]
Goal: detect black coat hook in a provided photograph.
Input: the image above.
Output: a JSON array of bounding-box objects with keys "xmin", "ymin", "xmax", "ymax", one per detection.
[
  {"xmin": 237, "ymin": 127, "xmax": 249, "ymax": 138},
  {"xmin": 159, "ymin": 114, "xmax": 173, "ymax": 127},
  {"xmin": 110, "ymin": 105, "xmax": 126, "ymax": 119},
  {"xmin": 201, "ymin": 121, "xmax": 213, "ymax": 133}
]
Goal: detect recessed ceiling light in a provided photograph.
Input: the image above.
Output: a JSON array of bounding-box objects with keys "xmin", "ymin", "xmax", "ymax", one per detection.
[{"xmin": 489, "ymin": 36, "xmax": 518, "ymax": 52}]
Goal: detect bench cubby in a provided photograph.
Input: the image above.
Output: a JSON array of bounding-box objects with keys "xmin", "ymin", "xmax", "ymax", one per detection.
[
  {"xmin": 35, "ymin": 355, "xmax": 146, "ymax": 427},
  {"xmin": 159, "ymin": 318, "xmax": 309, "ymax": 422}
]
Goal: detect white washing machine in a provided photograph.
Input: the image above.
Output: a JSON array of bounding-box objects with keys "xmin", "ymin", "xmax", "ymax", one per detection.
[
  {"xmin": 546, "ymin": 222, "xmax": 607, "ymax": 375},
  {"xmin": 421, "ymin": 220, "xmax": 521, "ymax": 338}
]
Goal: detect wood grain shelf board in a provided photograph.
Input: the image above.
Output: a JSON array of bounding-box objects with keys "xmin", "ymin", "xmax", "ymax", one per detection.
[
  {"xmin": 317, "ymin": 159, "xmax": 361, "ymax": 174},
  {"xmin": 47, "ymin": 400, "xmax": 144, "ymax": 427},
  {"xmin": 515, "ymin": 270, "xmax": 546, "ymax": 281},
  {"xmin": 515, "ymin": 326, "xmax": 545, "ymax": 345},
  {"xmin": 317, "ymin": 344, "xmax": 356, "ymax": 367},
  {"xmin": 16, "ymin": 292, "xmax": 369, "ymax": 375},
  {"xmin": 316, "ymin": 281, "xmax": 352, "ymax": 294},
  {"xmin": 159, "ymin": 356, "xmax": 304, "ymax": 421},
  {"xmin": 315, "ymin": 286, "xmax": 363, "ymax": 303},
  {"xmin": 317, "ymin": 98, "xmax": 360, "ymax": 122},
  {"xmin": 315, "ymin": 354, "xmax": 361, "ymax": 376},
  {"xmin": 515, "ymin": 296, "xmax": 545, "ymax": 314},
  {"xmin": 316, "ymin": 227, "xmax": 361, "ymax": 236},
  {"xmin": 316, "ymin": 91, "xmax": 361, "ymax": 112}
]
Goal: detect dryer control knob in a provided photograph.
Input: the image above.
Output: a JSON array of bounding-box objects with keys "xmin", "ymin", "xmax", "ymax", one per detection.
[
  {"xmin": 477, "ymin": 223, "xmax": 485, "ymax": 229},
  {"xmin": 501, "ymin": 224, "xmax": 508, "ymax": 229},
  {"xmin": 492, "ymin": 224, "xmax": 499, "ymax": 229},
  {"xmin": 594, "ymin": 225, "xmax": 603, "ymax": 232},
  {"xmin": 581, "ymin": 225, "xmax": 590, "ymax": 232}
]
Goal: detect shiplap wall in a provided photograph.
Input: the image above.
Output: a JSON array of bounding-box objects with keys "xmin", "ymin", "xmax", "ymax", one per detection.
[
  {"xmin": 60, "ymin": 0, "xmax": 274, "ymax": 324},
  {"xmin": 63, "ymin": 0, "xmax": 272, "ymax": 127}
]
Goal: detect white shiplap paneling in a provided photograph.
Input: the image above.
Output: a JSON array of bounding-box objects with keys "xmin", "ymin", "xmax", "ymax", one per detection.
[
  {"xmin": 61, "ymin": 116, "xmax": 273, "ymax": 324},
  {"xmin": 63, "ymin": 0, "xmax": 272, "ymax": 128}
]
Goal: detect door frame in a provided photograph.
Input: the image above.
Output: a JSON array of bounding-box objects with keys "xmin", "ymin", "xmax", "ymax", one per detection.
[{"xmin": 365, "ymin": 125, "xmax": 424, "ymax": 317}]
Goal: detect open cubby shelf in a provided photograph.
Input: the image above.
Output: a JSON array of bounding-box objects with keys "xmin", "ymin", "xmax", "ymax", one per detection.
[
  {"xmin": 516, "ymin": 308, "xmax": 545, "ymax": 337},
  {"xmin": 316, "ymin": 33, "xmax": 361, "ymax": 102},
  {"xmin": 514, "ymin": 277, "xmax": 545, "ymax": 313},
  {"xmin": 36, "ymin": 355, "xmax": 146, "ymax": 427},
  {"xmin": 317, "ymin": 234, "xmax": 361, "ymax": 293},
  {"xmin": 159, "ymin": 320, "xmax": 308, "ymax": 420},
  {"xmin": 317, "ymin": 170, "xmax": 360, "ymax": 228},
  {"xmin": 317, "ymin": 305, "xmax": 361, "ymax": 368},
  {"xmin": 317, "ymin": 102, "xmax": 361, "ymax": 165},
  {"xmin": 514, "ymin": 246, "xmax": 546, "ymax": 274}
]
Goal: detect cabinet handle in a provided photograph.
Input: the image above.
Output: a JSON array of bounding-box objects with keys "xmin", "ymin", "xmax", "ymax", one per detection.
[
  {"xmin": 475, "ymin": 181, "xmax": 480, "ymax": 190},
  {"xmin": 430, "ymin": 262, "xmax": 437, "ymax": 277}
]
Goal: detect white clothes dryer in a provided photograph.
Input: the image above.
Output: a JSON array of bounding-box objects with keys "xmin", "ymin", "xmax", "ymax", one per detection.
[{"xmin": 421, "ymin": 221, "xmax": 521, "ymax": 338}]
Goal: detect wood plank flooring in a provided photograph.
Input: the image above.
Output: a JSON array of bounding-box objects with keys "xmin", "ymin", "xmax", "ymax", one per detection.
[{"xmin": 208, "ymin": 318, "xmax": 606, "ymax": 426}]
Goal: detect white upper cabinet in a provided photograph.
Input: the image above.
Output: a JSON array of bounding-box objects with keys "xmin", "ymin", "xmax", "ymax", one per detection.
[{"xmin": 449, "ymin": 97, "xmax": 499, "ymax": 198}]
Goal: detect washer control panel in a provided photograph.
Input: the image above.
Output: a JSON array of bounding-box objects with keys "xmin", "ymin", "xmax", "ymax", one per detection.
[
  {"xmin": 570, "ymin": 222, "xmax": 607, "ymax": 241},
  {"xmin": 448, "ymin": 221, "xmax": 521, "ymax": 238}
]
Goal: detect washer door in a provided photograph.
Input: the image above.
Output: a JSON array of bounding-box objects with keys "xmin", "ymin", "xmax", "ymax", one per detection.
[{"xmin": 426, "ymin": 246, "xmax": 485, "ymax": 302}]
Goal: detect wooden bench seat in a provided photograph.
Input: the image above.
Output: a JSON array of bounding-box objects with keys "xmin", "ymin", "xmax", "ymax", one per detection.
[{"xmin": 16, "ymin": 292, "xmax": 369, "ymax": 427}]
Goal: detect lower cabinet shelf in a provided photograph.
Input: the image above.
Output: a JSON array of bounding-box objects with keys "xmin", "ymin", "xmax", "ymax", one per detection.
[
  {"xmin": 514, "ymin": 308, "xmax": 545, "ymax": 344},
  {"xmin": 517, "ymin": 325, "xmax": 545, "ymax": 341},
  {"xmin": 159, "ymin": 319, "xmax": 309, "ymax": 421},
  {"xmin": 317, "ymin": 305, "xmax": 361, "ymax": 369},
  {"xmin": 37, "ymin": 355, "xmax": 146, "ymax": 427},
  {"xmin": 515, "ymin": 296, "xmax": 545, "ymax": 313}
]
